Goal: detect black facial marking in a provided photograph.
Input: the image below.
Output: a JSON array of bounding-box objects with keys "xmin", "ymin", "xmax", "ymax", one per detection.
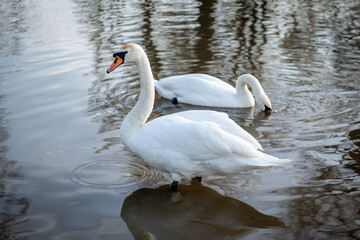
[{"xmin": 113, "ymin": 51, "xmax": 128, "ymax": 59}]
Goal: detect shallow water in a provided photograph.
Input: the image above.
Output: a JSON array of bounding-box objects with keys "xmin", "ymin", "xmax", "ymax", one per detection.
[{"xmin": 0, "ymin": 0, "xmax": 359, "ymax": 239}]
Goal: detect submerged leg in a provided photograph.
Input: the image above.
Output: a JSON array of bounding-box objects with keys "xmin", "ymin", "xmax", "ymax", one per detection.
[
  {"xmin": 170, "ymin": 181, "xmax": 179, "ymax": 192},
  {"xmin": 191, "ymin": 176, "xmax": 202, "ymax": 184}
]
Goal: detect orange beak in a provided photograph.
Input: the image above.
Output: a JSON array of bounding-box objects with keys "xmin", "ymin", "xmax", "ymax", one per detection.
[{"xmin": 107, "ymin": 56, "xmax": 123, "ymax": 73}]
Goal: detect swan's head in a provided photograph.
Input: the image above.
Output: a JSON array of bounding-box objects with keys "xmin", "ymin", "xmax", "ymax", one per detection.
[
  {"xmin": 107, "ymin": 43, "xmax": 144, "ymax": 73},
  {"xmin": 259, "ymin": 94, "xmax": 272, "ymax": 115},
  {"xmin": 255, "ymin": 89, "xmax": 272, "ymax": 114},
  {"xmin": 236, "ymin": 74, "xmax": 272, "ymax": 114}
]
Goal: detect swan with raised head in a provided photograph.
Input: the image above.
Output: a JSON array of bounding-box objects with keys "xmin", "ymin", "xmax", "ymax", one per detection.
[
  {"xmin": 154, "ymin": 73, "xmax": 272, "ymax": 112},
  {"xmin": 107, "ymin": 43, "xmax": 289, "ymax": 190}
]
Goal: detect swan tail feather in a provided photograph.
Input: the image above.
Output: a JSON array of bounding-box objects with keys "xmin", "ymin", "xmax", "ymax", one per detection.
[{"xmin": 253, "ymin": 153, "xmax": 291, "ymax": 166}]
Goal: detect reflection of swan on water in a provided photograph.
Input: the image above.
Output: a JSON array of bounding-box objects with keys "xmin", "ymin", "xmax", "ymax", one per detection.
[{"xmin": 121, "ymin": 182, "xmax": 286, "ymax": 240}]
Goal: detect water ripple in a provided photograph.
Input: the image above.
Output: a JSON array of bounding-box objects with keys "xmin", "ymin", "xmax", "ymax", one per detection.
[{"xmin": 68, "ymin": 159, "xmax": 169, "ymax": 189}]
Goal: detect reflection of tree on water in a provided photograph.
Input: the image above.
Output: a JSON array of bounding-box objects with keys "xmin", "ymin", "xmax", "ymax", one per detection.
[
  {"xmin": 140, "ymin": 0, "xmax": 161, "ymax": 80},
  {"xmin": 190, "ymin": 0, "xmax": 216, "ymax": 73},
  {"xmin": 0, "ymin": 97, "xmax": 29, "ymax": 238},
  {"xmin": 233, "ymin": 1, "xmax": 267, "ymax": 75},
  {"xmin": 121, "ymin": 182, "xmax": 285, "ymax": 240},
  {"xmin": 0, "ymin": 0, "xmax": 27, "ymax": 57},
  {"xmin": 0, "ymin": 1, "xmax": 30, "ymax": 238}
]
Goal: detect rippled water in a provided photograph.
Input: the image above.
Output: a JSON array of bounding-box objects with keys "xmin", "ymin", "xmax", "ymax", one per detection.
[{"xmin": 0, "ymin": 0, "xmax": 359, "ymax": 239}]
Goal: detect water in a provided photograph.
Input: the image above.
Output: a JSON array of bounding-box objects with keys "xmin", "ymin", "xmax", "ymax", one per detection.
[{"xmin": 0, "ymin": 0, "xmax": 359, "ymax": 239}]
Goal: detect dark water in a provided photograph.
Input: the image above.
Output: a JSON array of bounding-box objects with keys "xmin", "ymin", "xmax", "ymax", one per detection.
[{"xmin": 1, "ymin": 0, "xmax": 359, "ymax": 239}]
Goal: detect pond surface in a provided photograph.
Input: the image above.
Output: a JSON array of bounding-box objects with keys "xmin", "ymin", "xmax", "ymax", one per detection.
[{"xmin": 1, "ymin": 0, "xmax": 359, "ymax": 239}]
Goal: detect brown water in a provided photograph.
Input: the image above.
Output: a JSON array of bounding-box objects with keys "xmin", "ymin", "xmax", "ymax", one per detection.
[{"xmin": 0, "ymin": 0, "xmax": 359, "ymax": 239}]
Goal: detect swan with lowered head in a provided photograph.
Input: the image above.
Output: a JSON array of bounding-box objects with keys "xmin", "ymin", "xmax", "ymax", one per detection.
[
  {"xmin": 154, "ymin": 73, "xmax": 272, "ymax": 112},
  {"xmin": 107, "ymin": 43, "xmax": 289, "ymax": 190}
]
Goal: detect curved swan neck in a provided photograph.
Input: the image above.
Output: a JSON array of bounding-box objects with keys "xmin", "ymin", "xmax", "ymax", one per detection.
[
  {"xmin": 120, "ymin": 51, "xmax": 154, "ymax": 142},
  {"xmin": 235, "ymin": 74, "xmax": 266, "ymax": 100}
]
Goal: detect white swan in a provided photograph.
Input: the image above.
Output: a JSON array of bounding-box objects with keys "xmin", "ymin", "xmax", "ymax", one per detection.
[
  {"xmin": 107, "ymin": 43, "xmax": 290, "ymax": 190},
  {"xmin": 154, "ymin": 73, "xmax": 272, "ymax": 112}
]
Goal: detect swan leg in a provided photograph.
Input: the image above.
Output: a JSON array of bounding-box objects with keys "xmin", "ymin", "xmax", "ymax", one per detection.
[
  {"xmin": 170, "ymin": 191, "xmax": 182, "ymax": 202},
  {"xmin": 171, "ymin": 97, "xmax": 178, "ymax": 105},
  {"xmin": 170, "ymin": 181, "xmax": 179, "ymax": 192},
  {"xmin": 191, "ymin": 177, "xmax": 202, "ymax": 184}
]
